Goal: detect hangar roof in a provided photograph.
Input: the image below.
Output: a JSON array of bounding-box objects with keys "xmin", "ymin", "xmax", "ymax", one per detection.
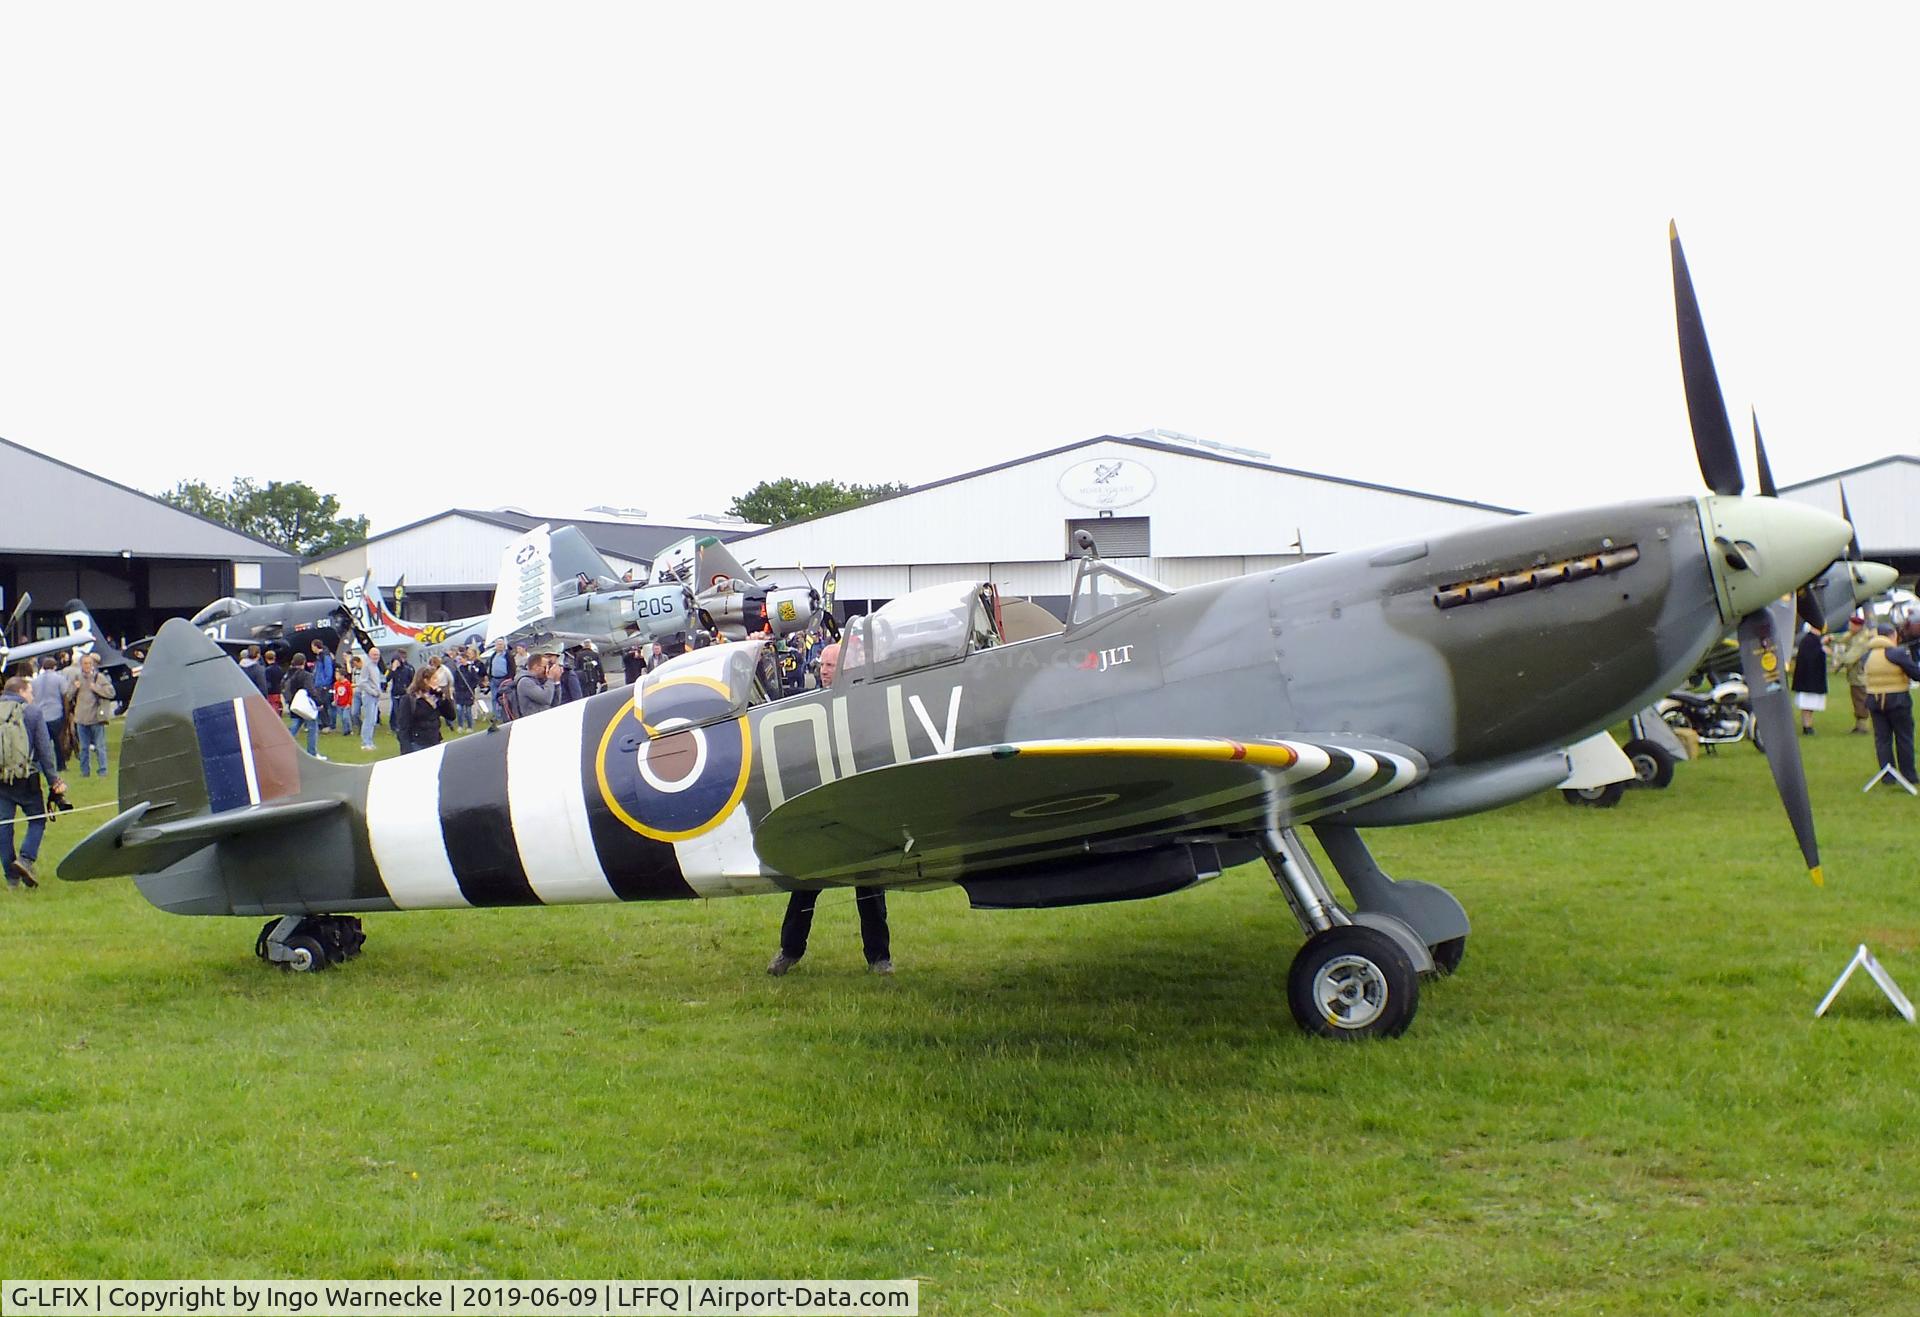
[
  {"xmin": 1778, "ymin": 455, "xmax": 1920, "ymax": 556},
  {"xmin": 740, "ymin": 433, "xmax": 1521, "ymax": 538},
  {"xmin": 0, "ymin": 435, "xmax": 296, "ymax": 562},
  {"xmin": 732, "ymin": 433, "xmax": 1524, "ymax": 568},
  {"xmin": 307, "ymin": 507, "xmax": 753, "ymax": 568}
]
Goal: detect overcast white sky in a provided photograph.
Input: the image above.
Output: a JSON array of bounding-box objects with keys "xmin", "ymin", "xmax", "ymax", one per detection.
[{"xmin": 3, "ymin": 4, "xmax": 1916, "ymax": 535}]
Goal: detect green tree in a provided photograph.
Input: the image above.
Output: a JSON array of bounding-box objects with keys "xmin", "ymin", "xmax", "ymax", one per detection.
[
  {"xmin": 728, "ymin": 478, "xmax": 908, "ymax": 526},
  {"xmin": 159, "ymin": 477, "xmax": 370, "ymax": 558}
]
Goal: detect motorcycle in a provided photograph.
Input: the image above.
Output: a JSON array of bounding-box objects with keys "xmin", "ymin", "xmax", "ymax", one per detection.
[{"xmin": 1657, "ymin": 677, "xmax": 1756, "ymax": 751}]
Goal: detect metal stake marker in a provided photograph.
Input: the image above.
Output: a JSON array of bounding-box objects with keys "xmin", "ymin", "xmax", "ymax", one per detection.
[{"xmin": 1815, "ymin": 945, "xmax": 1917, "ymax": 1023}]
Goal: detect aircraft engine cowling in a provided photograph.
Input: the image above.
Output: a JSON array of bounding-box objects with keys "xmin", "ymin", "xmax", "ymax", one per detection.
[{"xmin": 763, "ymin": 587, "xmax": 817, "ymax": 639}]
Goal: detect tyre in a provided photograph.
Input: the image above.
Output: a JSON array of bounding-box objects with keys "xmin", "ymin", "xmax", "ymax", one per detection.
[
  {"xmin": 1561, "ymin": 781, "xmax": 1626, "ymax": 807},
  {"xmin": 1430, "ymin": 936, "xmax": 1466, "ymax": 976},
  {"xmin": 281, "ymin": 934, "xmax": 328, "ymax": 973},
  {"xmin": 1621, "ymin": 738, "xmax": 1675, "ymax": 789},
  {"xmin": 1287, "ymin": 925, "xmax": 1419, "ymax": 1040}
]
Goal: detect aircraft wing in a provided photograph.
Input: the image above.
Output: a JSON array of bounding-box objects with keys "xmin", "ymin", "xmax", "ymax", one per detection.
[
  {"xmin": 485, "ymin": 523, "xmax": 555, "ymax": 644},
  {"xmin": 2, "ymin": 630, "xmax": 95, "ymax": 667},
  {"xmin": 752, "ymin": 736, "xmax": 1424, "ymax": 882}
]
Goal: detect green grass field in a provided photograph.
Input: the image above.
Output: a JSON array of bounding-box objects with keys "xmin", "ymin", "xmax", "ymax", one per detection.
[{"xmin": 4, "ymin": 706, "xmax": 1919, "ymax": 1313}]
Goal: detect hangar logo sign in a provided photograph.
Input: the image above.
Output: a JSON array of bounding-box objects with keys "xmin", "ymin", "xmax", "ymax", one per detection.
[{"xmin": 1058, "ymin": 458, "xmax": 1155, "ymax": 510}]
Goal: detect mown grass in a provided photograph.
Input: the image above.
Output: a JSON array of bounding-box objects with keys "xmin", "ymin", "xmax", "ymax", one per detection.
[{"xmin": 3, "ymin": 707, "xmax": 1919, "ymax": 1313}]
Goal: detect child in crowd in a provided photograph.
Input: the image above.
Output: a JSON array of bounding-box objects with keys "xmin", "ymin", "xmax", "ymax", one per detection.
[{"xmin": 332, "ymin": 667, "xmax": 356, "ymax": 738}]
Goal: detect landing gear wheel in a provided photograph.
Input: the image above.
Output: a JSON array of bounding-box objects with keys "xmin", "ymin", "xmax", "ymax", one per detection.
[
  {"xmin": 281, "ymin": 934, "xmax": 328, "ymax": 973},
  {"xmin": 1430, "ymin": 936, "xmax": 1466, "ymax": 976},
  {"xmin": 1622, "ymin": 738, "xmax": 1675, "ymax": 788},
  {"xmin": 1287, "ymin": 925, "xmax": 1419, "ymax": 1040},
  {"xmin": 1561, "ymin": 781, "xmax": 1626, "ymax": 807}
]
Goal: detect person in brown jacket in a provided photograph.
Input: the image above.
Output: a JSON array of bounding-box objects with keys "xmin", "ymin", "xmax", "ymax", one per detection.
[{"xmin": 70, "ymin": 653, "xmax": 116, "ymax": 777}]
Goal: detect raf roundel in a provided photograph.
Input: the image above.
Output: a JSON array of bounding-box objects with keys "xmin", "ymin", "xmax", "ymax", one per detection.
[{"xmin": 595, "ymin": 676, "xmax": 751, "ymax": 842}]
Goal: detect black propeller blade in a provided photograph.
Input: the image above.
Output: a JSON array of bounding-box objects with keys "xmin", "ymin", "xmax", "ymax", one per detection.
[
  {"xmin": 1751, "ymin": 409, "xmax": 1778, "ymax": 497},
  {"xmin": 1839, "ymin": 483, "xmax": 1862, "ymax": 562},
  {"xmin": 1737, "ymin": 610, "xmax": 1823, "ymax": 885},
  {"xmin": 1671, "ymin": 222, "xmax": 1743, "ymax": 496}
]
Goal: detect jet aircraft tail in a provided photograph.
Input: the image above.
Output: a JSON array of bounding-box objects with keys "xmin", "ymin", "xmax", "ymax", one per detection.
[{"xmin": 59, "ymin": 618, "xmax": 365, "ymax": 915}]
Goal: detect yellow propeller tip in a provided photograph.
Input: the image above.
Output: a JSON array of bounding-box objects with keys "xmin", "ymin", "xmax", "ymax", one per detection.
[
  {"xmin": 1668, "ymin": 219, "xmax": 1679, "ymax": 240},
  {"xmin": 1809, "ymin": 866, "xmax": 1825, "ymax": 887}
]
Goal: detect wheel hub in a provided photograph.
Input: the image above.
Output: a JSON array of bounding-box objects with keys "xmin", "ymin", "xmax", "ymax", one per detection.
[{"xmin": 1313, "ymin": 953, "xmax": 1389, "ymax": 1029}]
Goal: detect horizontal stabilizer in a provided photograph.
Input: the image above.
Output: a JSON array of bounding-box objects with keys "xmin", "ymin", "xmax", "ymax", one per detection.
[
  {"xmin": 60, "ymin": 797, "xmax": 344, "ymax": 881},
  {"xmin": 753, "ymin": 735, "xmax": 1423, "ymax": 882}
]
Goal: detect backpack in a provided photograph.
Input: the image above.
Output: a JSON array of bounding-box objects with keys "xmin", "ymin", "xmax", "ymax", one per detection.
[{"xmin": 0, "ymin": 701, "xmax": 35, "ymax": 783}]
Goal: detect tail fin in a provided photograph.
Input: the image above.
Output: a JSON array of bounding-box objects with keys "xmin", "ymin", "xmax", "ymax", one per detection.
[
  {"xmin": 62, "ymin": 599, "xmax": 130, "ymax": 669},
  {"xmin": 485, "ymin": 523, "xmax": 556, "ymax": 644},
  {"xmin": 59, "ymin": 619, "xmax": 351, "ymax": 903},
  {"xmin": 343, "ymin": 574, "xmax": 397, "ymax": 647}
]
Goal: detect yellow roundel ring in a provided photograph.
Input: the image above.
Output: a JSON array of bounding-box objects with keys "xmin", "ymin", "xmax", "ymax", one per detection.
[{"xmin": 594, "ymin": 676, "xmax": 751, "ymax": 843}]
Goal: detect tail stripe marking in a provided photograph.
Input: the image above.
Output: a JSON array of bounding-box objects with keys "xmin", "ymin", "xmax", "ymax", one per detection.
[
  {"xmin": 366, "ymin": 746, "xmax": 472, "ymax": 909},
  {"xmin": 436, "ymin": 726, "xmax": 542, "ymax": 907},
  {"xmin": 506, "ymin": 697, "xmax": 620, "ymax": 905},
  {"xmin": 191, "ymin": 701, "xmax": 250, "ymax": 813},
  {"xmin": 240, "ymin": 695, "xmax": 302, "ymax": 801},
  {"xmin": 232, "ymin": 697, "xmax": 262, "ymax": 805}
]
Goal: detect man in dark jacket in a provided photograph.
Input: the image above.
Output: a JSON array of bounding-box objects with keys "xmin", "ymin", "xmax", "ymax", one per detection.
[
  {"xmin": 1, "ymin": 675, "xmax": 68, "ymax": 888},
  {"xmin": 514, "ymin": 651, "xmax": 560, "ymax": 719},
  {"xmin": 310, "ymin": 640, "xmax": 337, "ymax": 733},
  {"xmin": 280, "ymin": 654, "xmax": 322, "ymax": 759},
  {"xmin": 558, "ymin": 654, "xmax": 584, "ymax": 705}
]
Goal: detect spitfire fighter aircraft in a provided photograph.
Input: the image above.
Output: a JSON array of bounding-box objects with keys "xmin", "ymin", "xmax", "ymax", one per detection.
[{"xmin": 61, "ymin": 229, "xmax": 1856, "ymax": 1039}]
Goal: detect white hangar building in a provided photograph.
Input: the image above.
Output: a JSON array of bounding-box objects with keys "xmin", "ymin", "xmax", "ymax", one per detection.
[
  {"xmin": 306, "ymin": 507, "xmax": 758, "ymax": 621},
  {"xmin": 1778, "ymin": 454, "xmax": 1920, "ymax": 579},
  {"xmin": 730, "ymin": 432, "xmax": 1523, "ymax": 619}
]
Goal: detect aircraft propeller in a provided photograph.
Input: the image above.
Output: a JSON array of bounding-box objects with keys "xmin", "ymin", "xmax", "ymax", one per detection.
[{"xmin": 1670, "ymin": 223, "xmax": 1824, "ymax": 885}]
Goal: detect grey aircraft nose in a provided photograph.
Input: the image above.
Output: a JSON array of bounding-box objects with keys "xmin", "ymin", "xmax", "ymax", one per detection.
[{"xmin": 1699, "ymin": 495, "xmax": 1853, "ymax": 623}]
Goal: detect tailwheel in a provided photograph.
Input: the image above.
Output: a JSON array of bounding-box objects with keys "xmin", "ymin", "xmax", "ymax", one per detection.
[
  {"xmin": 281, "ymin": 934, "xmax": 328, "ymax": 973},
  {"xmin": 1287, "ymin": 925, "xmax": 1419, "ymax": 1040},
  {"xmin": 258, "ymin": 915, "xmax": 365, "ymax": 970}
]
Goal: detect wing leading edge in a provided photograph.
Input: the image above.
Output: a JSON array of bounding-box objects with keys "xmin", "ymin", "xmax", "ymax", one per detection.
[{"xmin": 751, "ymin": 736, "xmax": 1425, "ymax": 883}]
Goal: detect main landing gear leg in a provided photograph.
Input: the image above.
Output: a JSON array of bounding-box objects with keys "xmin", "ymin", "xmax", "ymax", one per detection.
[
  {"xmin": 1311, "ymin": 823, "xmax": 1470, "ymax": 975},
  {"xmin": 255, "ymin": 915, "xmax": 366, "ymax": 973},
  {"xmin": 1262, "ymin": 828, "xmax": 1420, "ymax": 1040}
]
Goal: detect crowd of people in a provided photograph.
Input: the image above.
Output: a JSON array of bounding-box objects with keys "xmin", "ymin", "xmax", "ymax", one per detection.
[
  {"xmin": 1809, "ymin": 609, "xmax": 1920, "ymax": 786},
  {"xmin": 226, "ymin": 635, "xmax": 623, "ymax": 758}
]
